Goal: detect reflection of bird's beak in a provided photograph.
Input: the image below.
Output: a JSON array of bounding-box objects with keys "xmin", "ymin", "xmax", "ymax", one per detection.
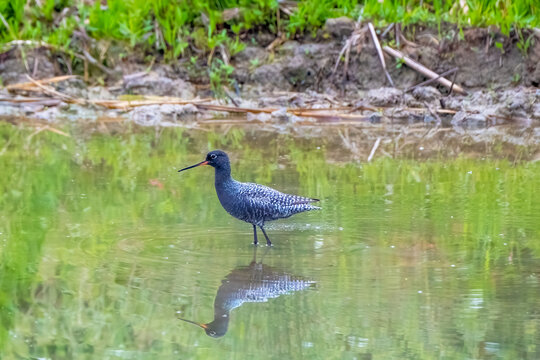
[
  {"xmin": 179, "ymin": 318, "xmax": 208, "ymax": 329},
  {"xmin": 178, "ymin": 161, "xmax": 209, "ymax": 172}
]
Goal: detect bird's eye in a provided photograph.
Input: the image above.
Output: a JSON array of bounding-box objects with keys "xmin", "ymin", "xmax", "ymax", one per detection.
[{"xmin": 210, "ymin": 154, "xmax": 217, "ymax": 160}]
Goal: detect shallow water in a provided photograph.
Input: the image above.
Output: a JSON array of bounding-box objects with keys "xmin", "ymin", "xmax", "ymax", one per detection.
[{"xmin": 1, "ymin": 123, "xmax": 539, "ymax": 359}]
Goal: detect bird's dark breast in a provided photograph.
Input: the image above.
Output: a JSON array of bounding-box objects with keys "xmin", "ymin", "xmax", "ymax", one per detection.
[
  {"xmin": 216, "ymin": 183, "xmax": 257, "ymax": 225},
  {"xmin": 216, "ymin": 183, "xmax": 275, "ymax": 226}
]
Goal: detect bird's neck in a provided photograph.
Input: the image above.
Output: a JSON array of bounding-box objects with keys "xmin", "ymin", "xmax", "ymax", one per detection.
[
  {"xmin": 206, "ymin": 310, "xmax": 230, "ymax": 336},
  {"xmin": 214, "ymin": 165, "xmax": 232, "ymax": 185}
]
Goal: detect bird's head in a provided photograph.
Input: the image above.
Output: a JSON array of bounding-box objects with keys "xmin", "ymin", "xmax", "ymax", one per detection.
[
  {"xmin": 178, "ymin": 150, "xmax": 230, "ymax": 173},
  {"xmin": 204, "ymin": 150, "xmax": 229, "ymax": 169},
  {"xmin": 179, "ymin": 317, "xmax": 228, "ymax": 338}
]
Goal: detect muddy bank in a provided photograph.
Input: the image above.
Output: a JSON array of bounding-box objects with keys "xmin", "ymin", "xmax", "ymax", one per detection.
[
  {"xmin": 2, "ymin": 22, "xmax": 540, "ymax": 92},
  {"xmin": 2, "ymin": 78, "xmax": 539, "ymax": 130},
  {"xmin": 0, "ymin": 22, "xmax": 539, "ymax": 160}
]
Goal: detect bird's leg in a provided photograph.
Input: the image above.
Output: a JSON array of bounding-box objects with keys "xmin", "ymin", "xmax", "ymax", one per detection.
[
  {"xmin": 259, "ymin": 226, "xmax": 272, "ymax": 246},
  {"xmin": 252, "ymin": 224, "xmax": 258, "ymax": 245}
]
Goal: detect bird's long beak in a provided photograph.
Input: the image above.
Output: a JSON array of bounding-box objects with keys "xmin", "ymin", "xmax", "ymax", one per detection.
[
  {"xmin": 179, "ymin": 318, "xmax": 208, "ymax": 329},
  {"xmin": 178, "ymin": 160, "xmax": 209, "ymax": 172}
]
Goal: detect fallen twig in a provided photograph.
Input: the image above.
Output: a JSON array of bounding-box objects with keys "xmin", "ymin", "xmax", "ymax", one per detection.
[
  {"xmin": 6, "ymin": 75, "xmax": 77, "ymax": 92},
  {"xmin": 25, "ymin": 75, "xmax": 84, "ymax": 104},
  {"xmin": 380, "ymin": 23, "xmax": 395, "ymax": 38},
  {"xmin": 223, "ymin": 87, "xmax": 239, "ymax": 107},
  {"xmin": 368, "ymin": 23, "xmax": 394, "ymax": 87},
  {"xmin": 266, "ymin": 33, "xmax": 287, "ymax": 52},
  {"xmin": 93, "ymin": 98, "xmax": 212, "ymax": 109},
  {"xmin": 0, "ymin": 97, "xmax": 62, "ymax": 104},
  {"xmin": 332, "ymin": 24, "xmax": 366, "ymax": 78},
  {"xmin": 0, "ymin": 98, "xmax": 62, "ymax": 107},
  {"xmin": 1, "ymin": 40, "xmax": 58, "ymax": 52},
  {"xmin": 196, "ymin": 104, "xmax": 369, "ymax": 121},
  {"xmin": 383, "ymin": 46, "xmax": 467, "ymax": 95},
  {"xmin": 405, "ymin": 67, "xmax": 458, "ymax": 93},
  {"xmin": 447, "ymin": 68, "xmax": 458, "ymax": 96},
  {"xmin": 82, "ymin": 49, "xmax": 115, "ymax": 75},
  {"xmin": 396, "ymin": 24, "xmax": 418, "ymax": 47}
]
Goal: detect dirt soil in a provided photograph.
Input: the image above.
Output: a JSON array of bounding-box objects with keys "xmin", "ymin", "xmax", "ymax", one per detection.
[{"xmin": 0, "ymin": 21, "xmax": 539, "ymax": 160}]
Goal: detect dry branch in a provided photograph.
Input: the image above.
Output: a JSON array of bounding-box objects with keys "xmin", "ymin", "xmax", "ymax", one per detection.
[
  {"xmin": 93, "ymin": 98, "xmax": 212, "ymax": 109},
  {"xmin": 25, "ymin": 75, "xmax": 84, "ymax": 104},
  {"xmin": 266, "ymin": 34, "xmax": 287, "ymax": 52},
  {"xmin": 405, "ymin": 67, "xmax": 458, "ymax": 93},
  {"xmin": 6, "ymin": 75, "xmax": 77, "ymax": 92},
  {"xmin": 81, "ymin": 49, "xmax": 115, "ymax": 75},
  {"xmin": 368, "ymin": 23, "xmax": 394, "ymax": 87},
  {"xmin": 383, "ymin": 46, "xmax": 467, "ymax": 95}
]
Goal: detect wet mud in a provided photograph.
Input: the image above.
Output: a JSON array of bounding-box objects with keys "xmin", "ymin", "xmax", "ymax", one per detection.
[{"xmin": 0, "ymin": 23, "xmax": 539, "ymax": 160}]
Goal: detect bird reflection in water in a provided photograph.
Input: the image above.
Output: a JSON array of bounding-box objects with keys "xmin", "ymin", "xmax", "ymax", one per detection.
[{"xmin": 179, "ymin": 247, "xmax": 315, "ymax": 338}]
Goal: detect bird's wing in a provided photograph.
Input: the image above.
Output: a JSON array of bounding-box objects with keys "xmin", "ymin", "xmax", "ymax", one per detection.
[{"xmin": 239, "ymin": 183, "xmax": 319, "ymax": 207}]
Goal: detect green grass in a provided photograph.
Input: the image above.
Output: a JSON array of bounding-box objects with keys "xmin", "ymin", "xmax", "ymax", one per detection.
[
  {"xmin": 2, "ymin": 0, "xmax": 538, "ymax": 53},
  {"xmin": 0, "ymin": 0, "xmax": 538, "ymax": 90}
]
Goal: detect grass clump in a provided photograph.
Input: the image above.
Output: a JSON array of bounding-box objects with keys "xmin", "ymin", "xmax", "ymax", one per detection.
[
  {"xmin": 0, "ymin": 0, "xmax": 538, "ymax": 92},
  {"xmin": 2, "ymin": 0, "xmax": 538, "ymax": 56}
]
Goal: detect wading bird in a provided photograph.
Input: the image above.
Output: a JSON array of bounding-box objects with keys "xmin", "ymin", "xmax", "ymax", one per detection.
[{"xmin": 178, "ymin": 150, "xmax": 320, "ymax": 246}]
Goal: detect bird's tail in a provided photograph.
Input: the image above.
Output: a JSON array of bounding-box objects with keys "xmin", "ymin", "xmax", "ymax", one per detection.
[
  {"xmin": 292, "ymin": 197, "xmax": 320, "ymax": 205},
  {"xmin": 296, "ymin": 204, "xmax": 321, "ymax": 212}
]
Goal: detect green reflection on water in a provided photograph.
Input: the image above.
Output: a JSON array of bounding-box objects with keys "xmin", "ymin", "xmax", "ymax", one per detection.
[{"xmin": 0, "ymin": 123, "xmax": 539, "ymax": 359}]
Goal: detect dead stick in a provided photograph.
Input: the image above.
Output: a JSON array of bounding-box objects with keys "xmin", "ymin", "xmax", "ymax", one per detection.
[
  {"xmin": 405, "ymin": 67, "xmax": 458, "ymax": 92},
  {"xmin": 380, "ymin": 23, "xmax": 395, "ymax": 38},
  {"xmin": 6, "ymin": 75, "xmax": 77, "ymax": 91},
  {"xmin": 93, "ymin": 98, "xmax": 210, "ymax": 109},
  {"xmin": 25, "ymin": 75, "xmax": 83, "ymax": 104},
  {"xmin": 368, "ymin": 23, "xmax": 394, "ymax": 87},
  {"xmin": 447, "ymin": 69, "xmax": 458, "ymax": 96},
  {"xmin": 266, "ymin": 33, "xmax": 286, "ymax": 52},
  {"xmin": 223, "ymin": 87, "xmax": 239, "ymax": 107},
  {"xmin": 0, "ymin": 97, "xmax": 64, "ymax": 103},
  {"xmin": 383, "ymin": 46, "xmax": 467, "ymax": 95},
  {"xmin": 82, "ymin": 49, "xmax": 115, "ymax": 75},
  {"xmin": 332, "ymin": 39, "xmax": 350, "ymax": 76}
]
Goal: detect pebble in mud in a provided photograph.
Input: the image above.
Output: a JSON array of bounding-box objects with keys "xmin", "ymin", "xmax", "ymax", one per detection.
[
  {"xmin": 323, "ymin": 16, "xmax": 356, "ymax": 38},
  {"xmin": 412, "ymin": 86, "xmax": 442, "ymax": 102},
  {"xmin": 366, "ymin": 88, "xmax": 403, "ymax": 106},
  {"xmin": 123, "ymin": 72, "xmax": 195, "ymax": 99}
]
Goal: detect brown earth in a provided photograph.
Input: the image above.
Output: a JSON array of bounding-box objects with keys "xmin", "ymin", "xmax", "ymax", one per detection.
[
  {"xmin": 3, "ymin": 20, "xmax": 539, "ymax": 93},
  {"xmin": 0, "ymin": 21, "xmax": 539, "ymax": 160}
]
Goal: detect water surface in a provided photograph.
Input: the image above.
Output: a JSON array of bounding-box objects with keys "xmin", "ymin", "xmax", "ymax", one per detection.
[{"xmin": 0, "ymin": 123, "xmax": 539, "ymax": 359}]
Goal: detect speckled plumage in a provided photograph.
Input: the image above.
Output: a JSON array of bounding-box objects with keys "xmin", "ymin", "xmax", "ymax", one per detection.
[
  {"xmin": 179, "ymin": 150, "xmax": 320, "ymax": 245},
  {"xmin": 180, "ymin": 252, "xmax": 315, "ymax": 337},
  {"xmin": 216, "ymin": 179, "xmax": 320, "ymax": 227}
]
